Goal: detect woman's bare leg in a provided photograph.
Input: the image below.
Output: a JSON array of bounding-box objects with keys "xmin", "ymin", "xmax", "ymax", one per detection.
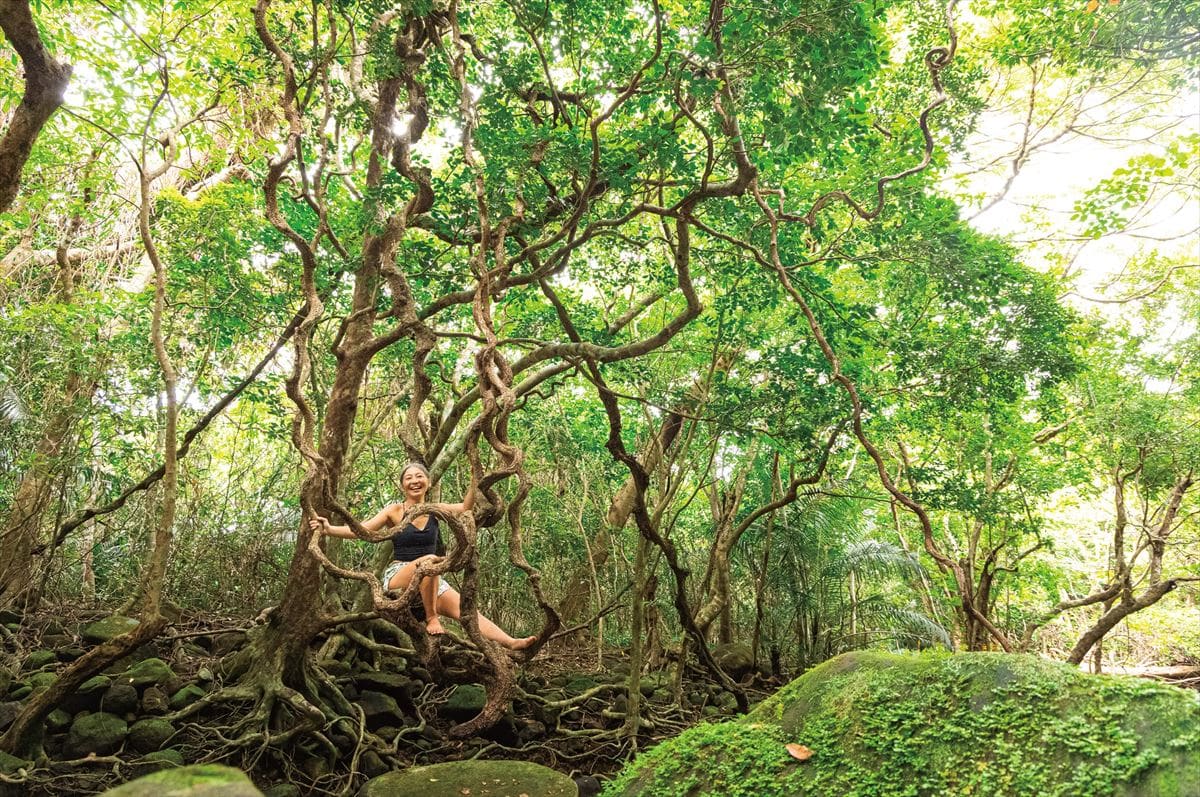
[
  {"xmin": 437, "ymin": 589, "xmax": 536, "ymax": 650},
  {"xmin": 387, "ymin": 560, "xmax": 444, "ymax": 635}
]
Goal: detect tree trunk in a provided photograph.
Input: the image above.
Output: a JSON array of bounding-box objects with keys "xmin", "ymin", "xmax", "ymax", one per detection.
[
  {"xmin": 0, "ymin": 0, "xmax": 72, "ymax": 213},
  {"xmin": 558, "ymin": 412, "xmax": 682, "ymax": 627},
  {"xmin": 0, "ymin": 214, "xmax": 95, "ymax": 610}
]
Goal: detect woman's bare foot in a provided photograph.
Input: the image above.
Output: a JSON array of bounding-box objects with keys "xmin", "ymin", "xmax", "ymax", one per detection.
[
  {"xmin": 503, "ymin": 635, "xmax": 537, "ymax": 651},
  {"xmin": 426, "ymin": 617, "xmax": 446, "ymax": 636}
]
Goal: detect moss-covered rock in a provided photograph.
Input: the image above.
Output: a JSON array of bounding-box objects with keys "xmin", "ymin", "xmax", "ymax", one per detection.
[
  {"xmin": 81, "ymin": 615, "xmax": 140, "ymax": 644},
  {"xmin": 361, "ymin": 760, "xmax": 577, "ymax": 796},
  {"xmin": 46, "ymin": 708, "xmax": 73, "ymax": 732},
  {"xmin": 128, "ymin": 718, "xmax": 175, "ymax": 753},
  {"xmin": 28, "ymin": 671, "xmax": 57, "ymax": 692},
  {"xmin": 0, "ymin": 750, "xmax": 29, "ymax": 775},
  {"xmin": 442, "ymin": 684, "xmax": 487, "ymax": 721},
  {"xmin": 100, "ymin": 763, "xmax": 262, "ymax": 795},
  {"xmin": 23, "ymin": 649, "xmax": 57, "ymax": 670},
  {"xmin": 122, "ymin": 658, "xmax": 176, "ymax": 687},
  {"xmin": 64, "ymin": 711, "xmax": 128, "ymax": 758},
  {"xmin": 134, "ymin": 747, "xmax": 185, "ymax": 775},
  {"xmin": 712, "ymin": 642, "xmax": 755, "ymax": 681},
  {"xmin": 170, "ymin": 684, "xmax": 207, "ymax": 710},
  {"xmin": 603, "ymin": 651, "xmax": 1200, "ymax": 797}
]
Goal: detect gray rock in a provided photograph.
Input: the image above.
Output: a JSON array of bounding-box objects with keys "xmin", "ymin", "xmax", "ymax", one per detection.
[
  {"xmin": 360, "ymin": 751, "xmax": 389, "ymax": 778},
  {"xmin": 574, "ymin": 775, "xmax": 601, "ymax": 797},
  {"xmin": 62, "ymin": 674, "xmax": 110, "ymax": 714},
  {"xmin": 142, "ymin": 685, "xmax": 169, "ymax": 714},
  {"xmin": 99, "ymin": 763, "xmax": 262, "ymax": 796},
  {"xmin": 712, "ymin": 641, "xmax": 755, "ymax": 681},
  {"xmin": 101, "ymin": 682, "xmax": 140, "ymax": 715},
  {"xmin": 64, "ymin": 711, "xmax": 128, "ymax": 758},
  {"xmin": 352, "ymin": 671, "xmax": 415, "ymax": 701},
  {"xmin": 298, "ymin": 753, "xmax": 330, "ymax": 781},
  {"xmin": 356, "ymin": 690, "xmax": 404, "ymax": 728},
  {"xmin": 129, "ymin": 718, "xmax": 174, "ymax": 753},
  {"xmin": 517, "ymin": 718, "xmax": 547, "ymax": 745},
  {"xmin": 41, "ymin": 632, "xmax": 73, "ymax": 648},
  {"xmin": 0, "ymin": 702, "xmax": 21, "ymax": 732}
]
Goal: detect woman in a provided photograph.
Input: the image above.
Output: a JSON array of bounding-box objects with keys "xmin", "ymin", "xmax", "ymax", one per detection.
[{"xmin": 309, "ymin": 462, "xmax": 536, "ymax": 651}]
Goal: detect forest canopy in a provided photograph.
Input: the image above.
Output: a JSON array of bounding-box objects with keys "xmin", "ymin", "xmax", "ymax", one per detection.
[{"xmin": 0, "ymin": 0, "xmax": 1197, "ymax": 792}]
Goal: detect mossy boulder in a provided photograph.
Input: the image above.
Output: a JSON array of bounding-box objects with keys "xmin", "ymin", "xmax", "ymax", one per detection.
[
  {"xmin": 442, "ymin": 683, "xmax": 487, "ymax": 721},
  {"xmin": 64, "ymin": 711, "xmax": 128, "ymax": 758},
  {"xmin": 23, "ymin": 649, "xmax": 57, "ymax": 670},
  {"xmin": 81, "ymin": 615, "xmax": 140, "ymax": 644},
  {"xmin": 170, "ymin": 684, "xmax": 207, "ymax": 710},
  {"xmin": 129, "ymin": 718, "xmax": 175, "ymax": 753},
  {"xmin": 603, "ymin": 651, "xmax": 1200, "ymax": 797},
  {"xmin": 0, "ymin": 750, "xmax": 29, "ymax": 775},
  {"xmin": 361, "ymin": 760, "xmax": 577, "ymax": 796},
  {"xmin": 712, "ymin": 642, "xmax": 755, "ymax": 681},
  {"xmin": 100, "ymin": 763, "xmax": 262, "ymax": 795},
  {"xmin": 122, "ymin": 658, "xmax": 175, "ymax": 687},
  {"xmin": 28, "ymin": 671, "xmax": 57, "ymax": 692},
  {"xmin": 134, "ymin": 747, "xmax": 185, "ymax": 775},
  {"xmin": 46, "ymin": 708, "xmax": 73, "ymax": 732}
]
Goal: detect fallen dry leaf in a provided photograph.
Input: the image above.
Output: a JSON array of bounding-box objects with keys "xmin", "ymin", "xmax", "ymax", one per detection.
[{"xmin": 785, "ymin": 743, "xmax": 813, "ymax": 762}]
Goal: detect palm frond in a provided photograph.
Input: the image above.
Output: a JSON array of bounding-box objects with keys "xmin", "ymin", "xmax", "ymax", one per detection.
[
  {"xmin": 0, "ymin": 374, "xmax": 23, "ymax": 425},
  {"xmin": 831, "ymin": 539, "xmax": 925, "ymax": 583},
  {"xmin": 854, "ymin": 596, "xmax": 952, "ymax": 650}
]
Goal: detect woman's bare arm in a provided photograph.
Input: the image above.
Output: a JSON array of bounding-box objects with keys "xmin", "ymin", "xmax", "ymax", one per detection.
[{"xmin": 309, "ymin": 506, "xmax": 397, "ymax": 539}]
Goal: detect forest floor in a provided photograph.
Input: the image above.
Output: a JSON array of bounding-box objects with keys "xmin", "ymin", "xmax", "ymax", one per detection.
[
  {"xmin": 6, "ymin": 604, "xmax": 1197, "ymax": 796},
  {"xmin": 1, "ymin": 603, "xmax": 778, "ymax": 796}
]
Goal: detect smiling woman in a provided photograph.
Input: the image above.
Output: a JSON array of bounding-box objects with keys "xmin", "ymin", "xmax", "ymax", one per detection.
[{"xmin": 309, "ymin": 462, "xmax": 537, "ymax": 650}]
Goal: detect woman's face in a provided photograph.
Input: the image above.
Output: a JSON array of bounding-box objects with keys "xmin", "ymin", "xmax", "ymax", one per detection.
[{"xmin": 401, "ymin": 466, "xmax": 430, "ymax": 500}]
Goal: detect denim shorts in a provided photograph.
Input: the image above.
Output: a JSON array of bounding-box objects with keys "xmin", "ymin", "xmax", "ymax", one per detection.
[{"xmin": 383, "ymin": 560, "xmax": 450, "ymax": 596}]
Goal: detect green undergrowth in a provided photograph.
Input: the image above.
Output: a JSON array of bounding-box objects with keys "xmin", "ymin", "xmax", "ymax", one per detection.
[{"xmin": 602, "ymin": 651, "xmax": 1200, "ymax": 797}]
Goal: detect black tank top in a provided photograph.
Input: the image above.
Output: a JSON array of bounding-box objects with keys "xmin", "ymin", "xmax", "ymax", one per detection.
[{"xmin": 390, "ymin": 514, "xmax": 441, "ymax": 561}]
